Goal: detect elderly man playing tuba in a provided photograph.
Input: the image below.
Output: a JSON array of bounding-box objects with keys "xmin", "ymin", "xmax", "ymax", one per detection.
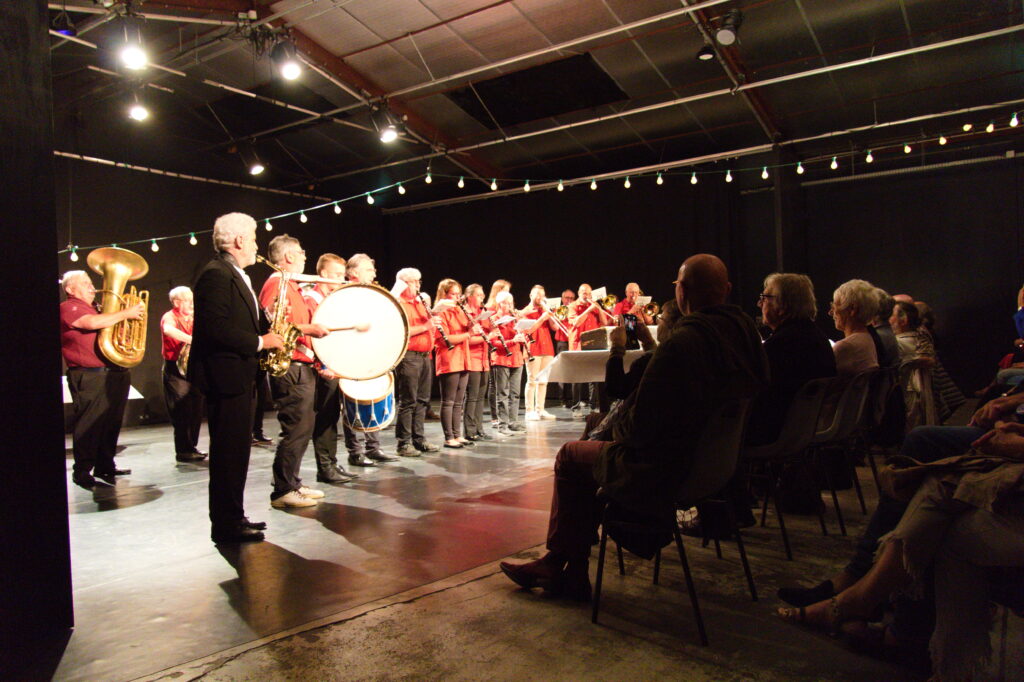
[{"xmin": 60, "ymin": 269, "xmax": 144, "ymax": 489}]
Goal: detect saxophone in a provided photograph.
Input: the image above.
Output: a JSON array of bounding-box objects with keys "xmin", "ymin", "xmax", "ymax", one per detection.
[{"xmin": 256, "ymin": 255, "xmax": 301, "ymax": 377}]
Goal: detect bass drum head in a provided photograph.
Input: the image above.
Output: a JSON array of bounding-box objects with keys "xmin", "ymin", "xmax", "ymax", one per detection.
[
  {"xmin": 339, "ymin": 373, "xmax": 393, "ymax": 401},
  {"xmin": 311, "ymin": 283, "xmax": 409, "ymax": 380}
]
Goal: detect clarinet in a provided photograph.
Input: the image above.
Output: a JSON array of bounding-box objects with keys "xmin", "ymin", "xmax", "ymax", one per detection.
[
  {"xmin": 421, "ymin": 293, "xmax": 455, "ymax": 351},
  {"xmin": 455, "ymin": 296, "xmax": 490, "ymax": 345},
  {"xmin": 493, "ymin": 318, "xmax": 514, "ymax": 357}
]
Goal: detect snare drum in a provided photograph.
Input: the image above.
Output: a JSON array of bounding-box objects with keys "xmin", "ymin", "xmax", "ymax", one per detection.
[
  {"xmin": 340, "ymin": 373, "xmax": 395, "ymax": 432},
  {"xmin": 311, "ymin": 283, "xmax": 409, "ymax": 380}
]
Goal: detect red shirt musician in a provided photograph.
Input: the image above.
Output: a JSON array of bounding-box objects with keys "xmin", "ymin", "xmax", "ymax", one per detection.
[
  {"xmin": 568, "ymin": 283, "xmax": 615, "ymax": 351},
  {"xmin": 392, "ymin": 267, "xmax": 439, "ymax": 456},
  {"xmin": 434, "ymin": 279, "xmax": 478, "ymax": 448},
  {"xmin": 161, "ymin": 285, "xmax": 206, "ymax": 462},
  {"xmin": 521, "ymin": 285, "xmax": 560, "ymax": 420},
  {"xmin": 611, "ymin": 282, "xmax": 654, "ymax": 325},
  {"xmin": 462, "ymin": 283, "xmax": 494, "ymax": 441},
  {"xmin": 488, "ymin": 291, "xmax": 527, "ymax": 434}
]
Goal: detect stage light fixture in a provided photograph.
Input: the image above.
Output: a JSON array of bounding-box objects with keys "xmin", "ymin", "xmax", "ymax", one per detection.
[
  {"xmin": 128, "ymin": 102, "xmax": 149, "ymax": 121},
  {"xmin": 696, "ymin": 44, "xmax": 715, "ymax": 61},
  {"xmin": 715, "ymin": 10, "xmax": 743, "ymax": 46},
  {"xmin": 52, "ymin": 9, "xmax": 77, "ymax": 37},
  {"xmin": 270, "ymin": 40, "xmax": 301, "ymax": 80},
  {"xmin": 120, "ymin": 43, "xmax": 148, "ymax": 71},
  {"xmin": 238, "ymin": 144, "xmax": 265, "ymax": 175}
]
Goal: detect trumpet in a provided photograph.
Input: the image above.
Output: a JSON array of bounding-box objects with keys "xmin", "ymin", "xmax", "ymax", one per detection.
[{"xmin": 88, "ymin": 247, "xmax": 149, "ymax": 368}]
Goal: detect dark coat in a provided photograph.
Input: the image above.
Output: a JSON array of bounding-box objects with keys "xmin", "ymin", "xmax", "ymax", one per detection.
[
  {"xmin": 594, "ymin": 304, "xmax": 769, "ymax": 515},
  {"xmin": 189, "ymin": 254, "xmax": 264, "ymax": 397}
]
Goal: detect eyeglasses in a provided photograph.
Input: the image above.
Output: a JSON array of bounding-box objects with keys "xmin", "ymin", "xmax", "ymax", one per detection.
[{"xmin": 757, "ymin": 293, "xmax": 776, "ymax": 303}]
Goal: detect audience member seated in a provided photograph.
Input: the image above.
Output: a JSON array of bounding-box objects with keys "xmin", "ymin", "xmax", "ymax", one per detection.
[
  {"xmin": 778, "ymin": 421, "xmax": 1024, "ymax": 681},
  {"xmin": 975, "ymin": 284, "xmax": 1024, "ymax": 402},
  {"xmin": 870, "ymin": 287, "xmax": 900, "ymax": 369},
  {"xmin": 891, "ymin": 301, "xmax": 937, "ymax": 429},
  {"xmin": 499, "ymin": 254, "xmax": 768, "ymax": 601},
  {"xmin": 915, "ymin": 299, "xmax": 965, "ymax": 420},
  {"xmin": 830, "ymin": 279, "xmax": 880, "ymax": 376},
  {"xmin": 582, "ymin": 300, "xmax": 680, "ymax": 440}
]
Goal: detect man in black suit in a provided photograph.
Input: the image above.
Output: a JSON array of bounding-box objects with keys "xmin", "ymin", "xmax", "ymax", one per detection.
[{"xmin": 190, "ymin": 212, "xmax": 284, "ymax": 544}]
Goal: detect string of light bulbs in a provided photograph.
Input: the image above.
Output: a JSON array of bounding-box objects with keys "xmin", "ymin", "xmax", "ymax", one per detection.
[{"xmin": 59, "ymin": 109, "xmax": 1021, "ymax": 262}]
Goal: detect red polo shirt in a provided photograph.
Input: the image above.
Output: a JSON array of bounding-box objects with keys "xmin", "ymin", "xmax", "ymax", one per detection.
[
  {"xmin": 60, "ymin": 297, "xmax": 106, "ymax": 368},
  {"xmin": 464, "ymin": 303, "xmax": 491, "ymax": 372},
  {"xmin": 434, "ymin": 306, "xmax": 471, "ymax": 374},
  {"xmin": 160, "ymin": 309, "xmax": 192, "ymax": 361},
  {"xmin": 489, "ymin": 320, "xmax": 524, "ymax": 368},
  {"xmin": 568, "ymin": 299, "xmax": 605, "ymax": 351},
  {"xmin": 400, "ymin": 293, "xmax": 435, "ymax": 353},
  {"xmin": 522, "ymin": 307, "xmax": 555, "ymax": 357},
  {"xmin": 259, "ymin": 273, "xmax": 314, "ymax": 364}
]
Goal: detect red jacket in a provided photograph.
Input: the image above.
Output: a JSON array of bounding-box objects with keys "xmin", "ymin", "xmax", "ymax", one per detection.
[
  {"xmin": 521, "ymin": 306, "xmax": 555, "ymax": 357},
  {"xmin": 434, "ymin": 305, "xmax": 471, "ymax": 374}
]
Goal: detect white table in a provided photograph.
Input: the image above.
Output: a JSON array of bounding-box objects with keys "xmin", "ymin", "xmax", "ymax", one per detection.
[{"xmin": 537, "ymin": 349, "xmax": 648, "ymax": 384}]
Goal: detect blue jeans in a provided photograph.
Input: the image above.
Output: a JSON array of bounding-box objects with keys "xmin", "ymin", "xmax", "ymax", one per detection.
[{"xmin": 844, "ymin": 425, "xmax": 985, "ymax": 578}]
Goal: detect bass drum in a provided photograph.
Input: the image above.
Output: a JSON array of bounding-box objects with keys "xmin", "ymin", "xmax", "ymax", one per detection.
[
  {"xmin": 311, "ymin": 283, "xmax": 409, "ymax": 380},
  {"xmin": 340, "ymin": 373, "xmax": 395, "ymax": 432}
]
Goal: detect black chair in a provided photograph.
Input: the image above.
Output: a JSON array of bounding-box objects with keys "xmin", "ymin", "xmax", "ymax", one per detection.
[
  {"xmin": 591, "ymin": 399, "xmax": 750, "ymax": 646},
  {"xmin": 742, "ymin": 377, "xmax": 832, "ymax": 560}
]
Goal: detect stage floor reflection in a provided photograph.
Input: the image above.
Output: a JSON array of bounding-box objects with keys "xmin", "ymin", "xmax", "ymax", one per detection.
[{"xmin": 58, "ymin": 409, "xmax": 578, "ymax": 681}]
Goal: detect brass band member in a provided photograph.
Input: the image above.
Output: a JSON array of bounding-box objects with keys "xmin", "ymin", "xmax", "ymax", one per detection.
[
  {"xmin": 257, "ymin": 234, "xmax": 330, "ymax": 509},
  {"xmin": 462, "ymin": 283, "xmax": 494, "ymax": 441},
  {"xmin": 611, "ymin": 282, "xmax": 654, "ymax": 325},
  {"xmin": 393, "ymin": 267, "xmax": 440, "ymax": 457},
  {"xmin": 343, "ymin": 254, "xmax": 399, "ymax": 465},
  {"xmin": 61, "ymin": 270, "xmax": 144, "ymax": 489},
  {"xmin": 304, "ymin": 253, "xmax": 358, "ymax": 483},
  {"xmin": 161, "ymin": 286, "xmax": 206, "ymax": 462},
  {"xmin": 489, "ymin": 291, "xmax": 527, "ymax": 436},
  {"xmin": 522, "ymin": 285, "xmax": 558, "ymax": 421},
  {"xmin": 485, "ymin": 279, "xmax": 511, "ymax": 427},
  {"xmin": 554, "ymin": 288, "xmax": 576, "ymax": 408},
  {"xmin": 434, "ymin": 278, "xmax": 475, "ymax": 449},
  {"xmin": 568, "ymin": 283, "xmax": 614, "ymax": 418}
]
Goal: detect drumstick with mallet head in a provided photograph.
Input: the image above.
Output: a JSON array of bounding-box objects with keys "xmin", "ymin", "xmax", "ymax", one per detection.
[{"xmin": 325, "ymin": 322, "xmax": 371, "ymax": 333}]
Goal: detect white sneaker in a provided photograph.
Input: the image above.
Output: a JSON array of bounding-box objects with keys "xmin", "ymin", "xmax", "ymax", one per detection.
[
  {"xmin": 571, "ymin": 407, "xmax": 584, "ymax": 420},
  {"xmin": 298, "ymin": 486, "xmax": 324, "ymax": 499},
  {"xmin": 271, "ymin": 490, "xmax": 318, "ymax": 508},
  {"xmin": 539, "ymin": 411, "xmax": 557, "ymax": 420},
  {"xmin": 525, "ymin": 411, "xmax": 540, "ymax": 421}
]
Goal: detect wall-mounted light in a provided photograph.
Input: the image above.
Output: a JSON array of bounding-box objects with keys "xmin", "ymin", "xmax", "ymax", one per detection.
[{"xmin": 715, "ymin": 10, "xmax": 743, "ymax": 46}]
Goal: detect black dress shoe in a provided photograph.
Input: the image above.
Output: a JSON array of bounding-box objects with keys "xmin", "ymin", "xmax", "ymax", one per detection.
[
  {"xmin": 366, "ymin": 451, "xmax": 399, "ymax": 462},
  {"xmin": 252, "ymin": 434, "xmax": 273, "ymax": 445},
  {"xmin": 242, "ymin": 517, "xmax": 267, "ymax": 531},
  {"xmin": 316, "ymin": 467, "xmax": 354, "ymax": 483},
  {"xmin": 72, "ymin": 472, "xmax": 96, "ymax": 490},
  {"xmin": 474, "ymin": 432, "xmax": 494, "ymax": 441},
  {"xmin": 176, "ymin": 451, "xmax": 205, "ymax": 462},
  {"xmin": 348, "ymin": 454, "xmax": 377, "ymax": 467},
  {"xmin": 112, "ymin": 467, "xmax": 131, "ymax": 476},
  {"xmin": 211, "ymin": 525, "xmax": 265, "ymax": 544},
  {"xmin": 191, "ymin": 449, "xmax": 208, "ymax": 460},
  {"xmin": 777, "ymin": 580, "xmax": 835, "ymax": 608},
  {"xmin": 94, "ymin": 471, "xmax": 118, "ymax": 486}
]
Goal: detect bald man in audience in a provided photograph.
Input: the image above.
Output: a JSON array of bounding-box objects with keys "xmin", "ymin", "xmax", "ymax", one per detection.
[{"xmin": 500, "ymin": 254, "xmax": 769, "ymax": 601}]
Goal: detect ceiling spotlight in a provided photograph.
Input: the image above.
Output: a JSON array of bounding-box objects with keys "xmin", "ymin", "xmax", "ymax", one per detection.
[
  {"xmin": 120, "ymin": 43, "xmax": 148, "ymax": 71},
  {"xmin": 128, "ymin": 103, "xmax": 149, "ymax": 121},
  {"xmin": 249, "ymin": 162, "xmax": 265, "ymax": 176},
  {"xmin": 379, "ymin": 125, "xmax": 398, "ymax": 143},
  {"xmin": 696, "ymin": 44, "xmax": 716, "ymax": 61},
  {"xmin": 52, "ymin": 10, "xmax": 77, "ymax": 37},
  {"xmin": 239, "ymin": 144, "xmax": 265, "ymax": 176},
  {"xmin": 270, "ymin": 40, "xmax": 301, "ymax": 81},
  {"xmin": 715, "ymin": 9, "xmax": 743, "ymax": 46}
]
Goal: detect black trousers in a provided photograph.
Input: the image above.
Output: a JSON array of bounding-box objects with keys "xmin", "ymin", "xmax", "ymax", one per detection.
[
  {"xmin": 312, "ymin": 373, "xmax": 340, "ymax": 474},
  {"xmin": 269, "ymin": 362, "xmax": 317, "ymax": 498},
  {"xmin": 163, "ymin": 360, "xmax": 204, "ymax": 455},
  {"xmin": 395, "ymin": 350, "xmax": 432, "ymax": 447},
  {"xmin": 439, "ymin": 370, "xmax": 469, "ymax": 440},
  {"xmin": 464, "ymin": 370, "xmax": 487, "ymax": 437},
  {"xmin": 555, "ymin": 340, "xmax": 573, "ymax": 406},
  {"xmin": 253, "ymin": 370, "xmax": 272, "ymax": 437},
  {"xmin": 67, "ymin": 367, "xmax": 130, "ymax": 475},
  {"xmin": 207, "ymin": 383, "xmax": 255, "ymax": 531}
]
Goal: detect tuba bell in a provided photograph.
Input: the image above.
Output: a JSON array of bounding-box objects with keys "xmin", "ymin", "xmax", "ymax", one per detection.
[{"xmin": 87, "ymin": 247, "xmax": 149, "ymax": 368}]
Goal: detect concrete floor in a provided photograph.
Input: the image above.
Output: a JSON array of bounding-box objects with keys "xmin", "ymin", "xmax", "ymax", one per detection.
[{"xmin": 57, "ymin": 406, "xmax": 1021, "ymax": 682}]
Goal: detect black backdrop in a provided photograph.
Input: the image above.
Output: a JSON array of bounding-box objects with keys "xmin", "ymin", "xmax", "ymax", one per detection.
[{"xmin": 55, "ymin": 155, "xmax": 1024, "ymax": 428}]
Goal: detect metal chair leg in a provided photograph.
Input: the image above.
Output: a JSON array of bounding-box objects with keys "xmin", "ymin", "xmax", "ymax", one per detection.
[
  {"xmin": 820, "ymin": 453, "xmax": 847, "ymax": 537},
  {"xmin": 592, "ymin": 520, "xmax": 609, "ymax": 624},
  {"xmin": 848, "ymin": 449, "xmax": 867, "ymax": 514},
  {"xmin": 767, "ymin": 468, "xmax": 793, "ymax": 560},
  {"xmin": 615, "ymin": 541, "xmax": 625, "ymax": 576},
  {"xmin": 724, "ymin": 502, "xmax": 757, "ymax": 601},
  {"xmin": 672, "ymin": 525, "xmax": 708, "ymax": 646}
]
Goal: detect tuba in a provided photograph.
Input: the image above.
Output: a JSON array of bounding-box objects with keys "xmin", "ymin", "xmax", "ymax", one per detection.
[
  {"xmin": 87, "ymin": 247, "xmax": 149, "ymax": 368},
  {"xmin": 255, "ymin": 255, "xmax": 301, "ymax": 377}
]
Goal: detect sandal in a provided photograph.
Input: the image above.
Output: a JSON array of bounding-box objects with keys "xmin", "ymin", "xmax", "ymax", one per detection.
[{"xmin": 777, "ymin": 596, "xmax": 867, "ymax": 638}]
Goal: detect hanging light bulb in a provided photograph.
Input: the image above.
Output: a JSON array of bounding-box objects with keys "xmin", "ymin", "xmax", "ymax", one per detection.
[
  {"xmin": 865, "ymin": 150, "xmax": 874, "ymax": 163},
  {"xmin": 397, "ymin": 182, "xmax": 406, "ymax": 195},
  {"xmin": 939, "ymin": 135, "xmax": 948, "ymax": 145},
  {"xmin": 761, "ymin": 166, "xmax": 769, "ymax": 180},
  {"xmin": 189, "ymin": 232, "xmax": 198, "ymax": 246},
  {"xmin": 986, "ymin": 121, "xmax": 995, "ymax": 133},
  {"xmin": 120, "ymin": 44, "xmax": 148, "ymax": 71},
  {"xmin": 334, "ymin": 202, "xmax": 342, "ymax": 214},
  {"xmin": 557, "ymin": 179, "xmax": 564, "ymax": 192},
  {"xmin": 962, "ymin": 123, "xmax": 973, "ymax": 132},
  {"xmin": 457, "ymin": 176, "xmax": 465, "ymax": 189},
  {"xmin": 796, "ymin": 162, "xmax": 805, "ymax": 175},
  {"xmin": 490, "ymin": 178, "xmax": 498, "ymax": 191},
  {"xmin": 270, "ymin": 40, "xmax": 301, "ymax": 81},
  {"xmin": 265, "ymin": 219, "xmax": 273, "ymax": 231},
  {"xmin": 656, "ymin": 172, "xmax": 664, "ymax": 185},
  {"xmin": 151, "ymin": 239, "xmax": 159, "ymax": 252},
  {"xmin": 904, "ymin": 143, "xmax": 912, "ymax": 154},
  {"xmin": 299, "ymin": 211, "xmax": 307, "ymax": 223},
  {"xmin": 366, "ymin": 193, "xmax": 375, "ymax": 205},
  {"xmin": 590, "ymin": 179, "xmax": 597, "ymax": 190},
  {"xmin": 830, "ymin": 156, "xmax": 838, "ymax": 170},
  {"xmin": 690, "ymin": 172, "xmax": 698, "ymax": 185},
  {"xmin": 623, "ymin": 176, "xmax": 631, "ymax": 189},
  {"xmin": 1011, "ymin": 112, "xmax": 1019, "ymax": 127},
  {"xmin": 725, "ymin": 169, "xmax": 733, "ymax": 182},
  {"xmin": 425, "ymin": 171, "xmax": 432, "ymax": 184},
  {"xmin": 523, "ymin": 180, "xmax": 531, "ymax": 192},
  {"xmin": 69, "ymin": 248, "xmax": 79, "ymax": 262},
  {"xmin": 128, "ymin": 103, "xmax": 149, "ymax": 122}
]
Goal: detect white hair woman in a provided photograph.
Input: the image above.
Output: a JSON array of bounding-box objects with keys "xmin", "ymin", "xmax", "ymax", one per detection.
[{"xmin": 830, "ymin": 278, "xmax": 880, "ymax": 375}]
